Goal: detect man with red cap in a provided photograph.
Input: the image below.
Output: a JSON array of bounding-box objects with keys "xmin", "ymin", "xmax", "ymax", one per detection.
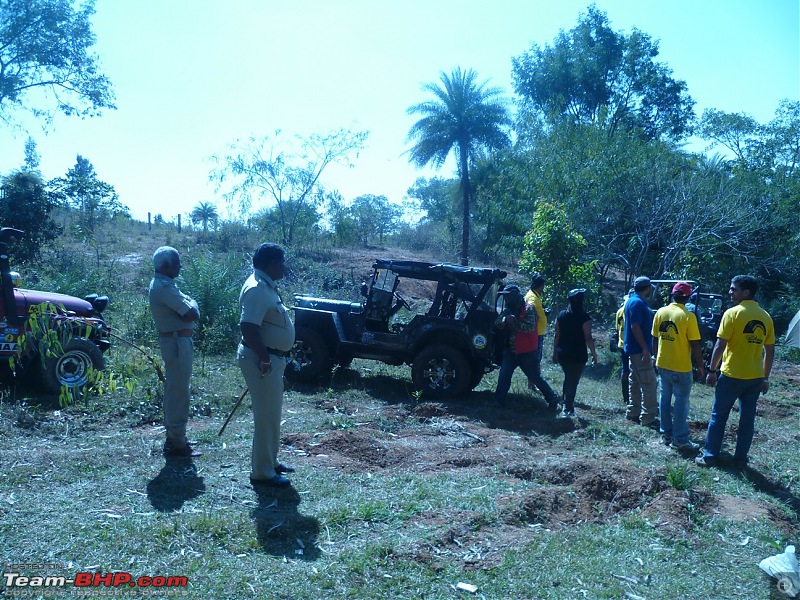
[{"xmin": 652, "ymin": 282, "xmax": 705, "ymax": 450}]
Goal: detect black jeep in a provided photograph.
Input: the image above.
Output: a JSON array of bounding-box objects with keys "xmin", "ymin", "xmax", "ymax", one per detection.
[
  {"xmin": 0, "ymin": 228, "xmax": 111, "ymax": 392},
  {"xmin": 287, "ymin": 259, "xmax": 508, "ymax": 398}
]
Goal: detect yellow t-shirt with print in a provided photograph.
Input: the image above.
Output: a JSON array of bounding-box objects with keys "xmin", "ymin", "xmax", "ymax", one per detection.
[
  {"xmin": 524, "ymin": 289, "xmax": 547, "ymax": 335},
  {"xmin": 651, "ymin": 303, "xmax": 700, "ymax": 373},
  {"xmin": 718, "ymin": 300, "xmax": 775, "ymax": 379}
]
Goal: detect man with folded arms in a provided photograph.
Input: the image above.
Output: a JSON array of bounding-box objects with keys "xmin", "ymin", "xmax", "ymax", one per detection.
[{"xmin": 148, "ymin": 246, "xmax": 201, "ymax": 458}]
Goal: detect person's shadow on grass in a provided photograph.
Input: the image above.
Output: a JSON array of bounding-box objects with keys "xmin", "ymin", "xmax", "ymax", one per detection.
[
  {"xmin": 146, "ymin": 457, "xmax": 206, "ymax": 512},
  {"xmin": 251, "ymin": 485, "xmax": 321, "ymax": 560}
]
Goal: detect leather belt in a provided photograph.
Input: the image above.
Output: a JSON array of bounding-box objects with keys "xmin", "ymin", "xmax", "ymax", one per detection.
[
  {"xmin": 159, "ymin": 329, "xmax": 193, "ymax": 337},
  {"xmin": 240, "ymin": 339, "xmax": 289, "ymax": 357}
]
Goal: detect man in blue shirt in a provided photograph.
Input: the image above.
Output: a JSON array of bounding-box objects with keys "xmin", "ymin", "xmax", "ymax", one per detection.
[{"xmin": 623, "ymin": 276, "xmax": 658, "ymax": 428}]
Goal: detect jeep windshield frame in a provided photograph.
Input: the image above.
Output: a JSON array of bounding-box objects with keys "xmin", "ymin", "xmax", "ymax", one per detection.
[{"xmin": 372, "ymin": 259, "xmax": 507, "ymax": 321}]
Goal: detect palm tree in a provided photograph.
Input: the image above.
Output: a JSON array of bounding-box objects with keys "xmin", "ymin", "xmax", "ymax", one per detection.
[
  {"xmin": 191, "ymin": 201, "xmax": 218, "ymax": 236},
  {"xmin": 407, "ymin": 67, "xmax": 511, "ymax": 265}
]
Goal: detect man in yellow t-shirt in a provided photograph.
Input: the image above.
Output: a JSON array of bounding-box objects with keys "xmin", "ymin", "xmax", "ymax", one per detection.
[
  {"xmin": 652, "ymin": 282, "xmax": 705, "ymax": 451},
  {"xmin": 614, "ymin": 291, "xmax": 632, "ymax": 405},
  {"xmin": 696, "ymin": 275, "xmax": 775, "ymax": 469},
  {"xmin": 524, "ymin": 273, "xmax": 559, "ymax": 410}
]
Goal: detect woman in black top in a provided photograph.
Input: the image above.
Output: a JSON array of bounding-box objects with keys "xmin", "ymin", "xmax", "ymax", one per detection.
[{"xmin": 552, "ymin": 289, "xmax": 598, "ymax": 417}]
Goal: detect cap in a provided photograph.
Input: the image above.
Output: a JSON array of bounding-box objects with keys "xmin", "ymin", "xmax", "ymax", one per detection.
[
  {"xmin": 498, "ymin": 284, "xmax": 522, "ymax": 296},
  {"xmin": 633, "ymin": 276, "xmax": 651, "ymax": 291},
  {"xmin": 672, "ymin": 281, "xmax": 693, "ymax": 297},
  {"xmin": 568, "ymin": 288, "xmax": 586, "ymax": 298}
]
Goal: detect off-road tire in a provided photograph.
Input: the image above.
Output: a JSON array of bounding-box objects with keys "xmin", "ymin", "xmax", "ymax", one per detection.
[
  {"xmin": 286, "ymin": 326, "xmax": 332, "ymax": 382},
  {"xmin": 41, "ymin": 337, "xmax": 104, "ymax": 393},
  {"xmin": 412, "ymin": 344, "xmax": 471, "ymax": 399}
]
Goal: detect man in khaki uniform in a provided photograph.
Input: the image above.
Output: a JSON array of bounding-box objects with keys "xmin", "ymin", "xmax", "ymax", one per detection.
[
  {"xmin": 238, "ymin": 243, "xmax": 295, "ymax": 487},
  {"xmin": 148, "ymin": 247, "xmax": 200, "ymax": 457}
]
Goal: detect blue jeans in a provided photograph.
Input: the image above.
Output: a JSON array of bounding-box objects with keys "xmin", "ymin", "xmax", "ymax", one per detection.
[
  {"xmin": 701, "ymin": 374, "xmax": 762, "ymax": 462},
  {"xmin": 495, "ymin": 349, "xmax": 557, "ymax": 406},
  {"xmin": 658, "ymin": 368, "xmax": 693, "ymax": 443}
]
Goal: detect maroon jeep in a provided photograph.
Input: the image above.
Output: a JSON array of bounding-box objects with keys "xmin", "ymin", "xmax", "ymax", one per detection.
[{"xmin": 0, "ymin": 227, "xmax": 111, "ymax": 392}]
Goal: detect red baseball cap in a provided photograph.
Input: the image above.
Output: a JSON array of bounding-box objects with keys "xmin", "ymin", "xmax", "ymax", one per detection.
[{"xmin": 672, "ymin": 282, "xmax": 693, "ymax": 296}]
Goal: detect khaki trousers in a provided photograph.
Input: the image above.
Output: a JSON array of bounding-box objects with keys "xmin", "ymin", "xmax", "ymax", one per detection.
[
  {"xmin": 237, "ymin": 345, "xmax": 286, "ymax": 480},
  {"xmin": 627, "ymin": 353, "xmax": 658, "ymax": 425},
  {"xmin": 159, "ymin": 336, "xmax": 193, "ymax": 447}
]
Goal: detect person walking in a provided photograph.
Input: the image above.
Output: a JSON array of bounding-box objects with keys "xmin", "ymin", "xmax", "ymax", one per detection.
[
  {"xmin": 696, "ymin": 275, "xmax": 775, "ymax": 469},
  {"xmin": 652, "ymin": 282, "xmax": 705, "ymax": 450},
  {"xmin": 624, "ymin": 276, "xmax": 659, "ymax": 428},
  {"xmin": 524, "ymin": 273, "xmax": 560, "ymax": 409},
  {"xmin": 552, "ymin": 289, "xmax": 598, "ymax": 417},
  {"xmin": 493, "ymin": 285, "xmax": 559, "ymax": 410},
  {"xmin": 148, "ymin": 246, "xmax": 201, "ymax": 457},
  {"xmin": 238, "ymin": 243, "xmax": 296, "ymax": 487}
]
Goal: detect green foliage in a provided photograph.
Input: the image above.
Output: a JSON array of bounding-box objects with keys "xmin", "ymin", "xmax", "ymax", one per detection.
[
  {"xmin": 190, "ymin": 201, "xmax": 219, "ymax": 235},
  {"xmin": 0, "ymin": 0, "xmax": 115, "ymax": 123},
  {"xmin": 512, "ymin": 5, "xmax": 694, "ymax": 141},
  {"xmin": 211, "ymin": 128, "xmax": 368, "ymax": 246},
  {"xmin": 407, "ymin": 67, "xmax": 511, "ymax": 264},
  {"xmin": 50, "ymin": 155, "xmax": 128, "ymax": 234},
  {"xmin": 0, "ymin": 170, "xmax": 58, "ymax": 260},
  {"xmin": 178, "ymin": 251, "xmax": 244, "ymax": 356},
  {"xmin": 519, "ymin": 200, "xmax": 598, "ymax": 304},
  {"xmin": 665, "ymin": 465, "xmax": 696, "ymax": 491}
]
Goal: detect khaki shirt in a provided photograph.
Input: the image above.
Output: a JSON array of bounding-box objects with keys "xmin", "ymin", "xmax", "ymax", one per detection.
[
  {"xmin": 148, "ymin": 273, "xmax": 197, "ymax": 333},
  {"xmin": 239, "ymin": 268, "xmax": 295, "ymax": 351}
]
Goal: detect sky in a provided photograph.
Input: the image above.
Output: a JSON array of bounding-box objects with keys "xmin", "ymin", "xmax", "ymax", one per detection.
[{"xmin": 1, "ymin": 0, "xmax": 798, "ymax": 223}]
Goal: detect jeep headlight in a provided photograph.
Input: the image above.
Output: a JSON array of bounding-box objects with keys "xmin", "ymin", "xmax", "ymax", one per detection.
[{"xmin": 9, "ymin": 271, "xmax": 20, "ymax": 288}]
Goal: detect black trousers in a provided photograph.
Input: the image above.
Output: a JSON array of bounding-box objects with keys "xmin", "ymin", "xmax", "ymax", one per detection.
[{"xmin": 558, "ymin": 360, "xmax": 586, "ymax": 411}]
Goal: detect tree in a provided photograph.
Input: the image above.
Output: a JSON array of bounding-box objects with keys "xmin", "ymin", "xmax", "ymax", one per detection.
[
  {"xmin": 212, "ymin": 128, "xmax": 367, "ymax": 246},
  {"xmin": 0, "ymin": 170, "xmax": 57, "ymax": 259},
  {"xmin": 191, "ymin": 201, "xmax": 219, "ymax": 235},
  {"xmin": 407, "ymin": 67, "xmax": 511, "ymax": 265},
  {"xmin": 51, "ymin": 155, "xmax": 126, "ymax": 233},
  {"xmin": 0, "ymin": 0, "xmax": 115, "ymax": 124},
  {"xmin": 512, "ymin": 6, "xmax": 694, "ymax": 141},
  {"xmin": 349, "ymin": 194, "xmax": 401, "ymax": 246},
  {"xmin": 518, "ymin": 200, "xmax": 598, "ymax": 306},
  {"xmin": 23, "ymin": 136, "xmax": 40, "ymax": 171}
]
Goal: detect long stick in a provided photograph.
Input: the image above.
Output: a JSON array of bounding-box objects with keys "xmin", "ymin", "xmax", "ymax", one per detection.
[
  {"xmin": 218, "ymin": 387, "xmax": 249, "ymax": 437},
  {"xmin": 108, "ymin": 331, "xmax": 166, "ymax": 382}
]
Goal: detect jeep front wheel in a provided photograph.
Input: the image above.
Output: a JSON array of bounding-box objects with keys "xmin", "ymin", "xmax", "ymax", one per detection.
[
  {"xmin": 286, "ymin": 326, "xmax": 331, "ymax": 382},
  {"xmin": 42, "ymin": 338, "xmax": 105, "ymax": 393},
  {"xmin": 412, "ymin": 344, "xmax": 471, "ymax": 399}
]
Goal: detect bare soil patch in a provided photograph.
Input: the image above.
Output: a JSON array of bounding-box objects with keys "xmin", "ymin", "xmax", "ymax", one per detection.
[{"xmin": 280, "ymin": 397, "xmax": 798, "ymax": 571}]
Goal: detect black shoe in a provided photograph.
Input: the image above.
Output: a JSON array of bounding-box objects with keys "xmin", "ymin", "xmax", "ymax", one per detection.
[
  {"xmin": 250, "ymin": 475, "xmax": 291, "ymax": 488},
  {"xmin": 275, "ymin": 463, "xmax": 295, "ymax": 474},
  {"xmin": 642, "ymin": 419, "xmax": 660, "ymax": 431},
  {"xmin": 163, "ymin": 442, "xmax": 202, "ymax": 458}
]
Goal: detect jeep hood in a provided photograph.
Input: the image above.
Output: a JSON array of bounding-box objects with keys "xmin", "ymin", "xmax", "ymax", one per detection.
[{"xmin": 15, "ymin": 288, "xmax": 94, "ymax": 316}]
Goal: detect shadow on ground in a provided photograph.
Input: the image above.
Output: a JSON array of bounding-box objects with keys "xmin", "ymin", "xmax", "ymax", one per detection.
[{"xmin": 146, "ymin": 456, "xmax": 206, "ymax": 512}]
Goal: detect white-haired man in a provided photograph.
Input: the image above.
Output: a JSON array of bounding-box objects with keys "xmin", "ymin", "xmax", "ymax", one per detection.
[{"xmin": 148, "ymin": 246, "xmax": 200, "ymax": 457}]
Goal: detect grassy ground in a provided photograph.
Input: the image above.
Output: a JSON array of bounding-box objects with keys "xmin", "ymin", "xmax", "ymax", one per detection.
[{"xmin": 1, "ymin": 335, "xmax": 798, "ymax": 599}]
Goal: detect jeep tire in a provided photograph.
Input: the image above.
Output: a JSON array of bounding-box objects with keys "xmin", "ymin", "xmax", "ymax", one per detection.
[
  {"xmin": 412, "ymin": 344, "xmax": 471, "ymax": 399},
  {"xmin": 42, "ymin": 337, "xmax": 104, "ymax": 393},
  {"xmin": 286, "ymin": 326, "xmax": 331, "ymax": 382}
]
